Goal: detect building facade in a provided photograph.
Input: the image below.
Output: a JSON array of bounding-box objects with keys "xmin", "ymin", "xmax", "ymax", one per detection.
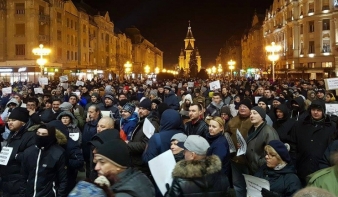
[
  {"xmin": 0, "ymin": 0, "xmax": 155, "ymax": 82},
  {"xmin": 178, "ymin": 22, "xmax": 201, "ymax": 73},
  {"xmin": 263, "ymin": 0, "xmax": 338, "ymax": 79}
]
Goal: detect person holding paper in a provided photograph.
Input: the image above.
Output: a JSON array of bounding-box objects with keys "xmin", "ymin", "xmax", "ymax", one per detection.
[
  {"xmin": 246, "ymin": 106, "xmax": 280, "ymax": 174},
  {"xmin": 254, "ymin": 140, "xmax": 302, "ymax": 197},
  {"xmin": 165, "ymin": 135, "xmax": 229, "ymax": 197}
]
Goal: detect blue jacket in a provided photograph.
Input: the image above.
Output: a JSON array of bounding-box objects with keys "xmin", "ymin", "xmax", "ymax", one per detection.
[
  {"xmin": 206, "ymin": 133, "xmax": 231, "ymax": 176},
  {"xmin": 164, "ymin": 91, "xmax": 180, "ymax": 110},
  {"xmin": 143, "ymin": 109, "xmax": 183, "ymax": 163},
  {"xmin": 120, "ymin": 112, "xmax": 139, "ymax": 141}
]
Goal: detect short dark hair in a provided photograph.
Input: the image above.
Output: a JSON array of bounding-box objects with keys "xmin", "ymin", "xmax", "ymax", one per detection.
[
  {"xmin": 213, "ymin": 93, "xmax": 221, "ymax": 97},
  {"xmin": 190, "ymin": 103, "xmax": 203, "ymax": 111},
  {"xmin": 27, "ymin": 97, "xmax": 39, "ymax": 106},
  {"xmin": 52, "ymin": 98, "xmax": 62, "ymax": 104}
]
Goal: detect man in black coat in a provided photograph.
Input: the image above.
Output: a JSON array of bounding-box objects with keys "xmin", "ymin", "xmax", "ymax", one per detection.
[
  {"xmin": 291, "ymin": 100, "xmax": 337, "ymax": 185},
  {"xmin": 22, "ymin": 125, "xmax": 67, "ymax": 197},
  {"xmin": 184, "ymin": 104, "xmax": 208, "ymax": 139},
  {"xmin": 127, "ymin": 98, "xmax": 159, "ymax": 176},
  {"xmin": 0, "ymin": 107, "xmax": 35, "ymax": 197}
]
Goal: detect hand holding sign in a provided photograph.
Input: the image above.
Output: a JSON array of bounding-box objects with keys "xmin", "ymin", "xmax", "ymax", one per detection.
[{"xmin": 209, "ymin": 80, "xmax": 221, "ymax": 91}]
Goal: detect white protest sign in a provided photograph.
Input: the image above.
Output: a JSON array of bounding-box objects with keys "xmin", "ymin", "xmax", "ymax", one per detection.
[
  {"xmin": 76, "ymin": 81, "xmax": 84, "ymax": 86},
  {"xmin": 209, "ymin": 80, "xmax": 221, "ymax": 91},
  {"xmin": 69, "ymin": 133, "xmax": 79, "ymax": 141},
  {"xmin": 34, "ymin": 88, "xmax": 44, "ymax": 94},
  {"xmin": 143, "ymin": 118, "xmax": 155, "ymax": 139},
  {"xmin": 72, "ymin": 92, "xmax": 80, "ymax": 96},
  {"xmin": 244, "ymin": 174, "xmax": 270, "ymax": 197},
  {"xmin": 149, "ymin": 150, "xmax": 176, "ymax": 196},
  {"xmin": 188, "ymin": 82, "xmax": 194, "ymax": 87},
  {"xmin": 146, "ymin": 80, "xmax": 153, "ymax": 86},
  {"xmin": 38, "ymin": 77, "xmax": 48, "ymax": 85},
  {"xmin": 0, "ymin": 147, "xmax": 13, "ymax": 165},
  {"xmin": 325, "ymin": 103, "xmax": 338, "ymax": 116},
  {"xmin": 236, "ymin": 129, "xmax": 247, "ymax": 156},
  {"xmin": 255, "ymin": 96, "xmax": 262, "ymax": 104},
  {"xmin": 60, "ymin": 83, "xmax": 68, "ymax": 89},
  {"xmin": 59, "ymin": 75, "xmax": 68, "ymax": 82},
  {"xmin": 224, "ymin": 132, "xmax": 236, "ymax": 153},
  {"xmin": 178, "ymin": 83, "xmax": 182, "ymax": 88},
  {"xmin": 2, "ymin": 87, "xmax": 12, "ymax": 95},
  {"xmin": 325, "ymin": 78, "xmax": 338, "ymax": 90},
  {"xmin": 101, "ymin": 111, "xmax": 111, "ymax": 117}
]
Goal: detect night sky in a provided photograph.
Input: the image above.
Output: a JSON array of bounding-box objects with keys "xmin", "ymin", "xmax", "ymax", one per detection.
[{"xmin": 83, "ymin": 0, "xmax": 273, "ymax": 68}]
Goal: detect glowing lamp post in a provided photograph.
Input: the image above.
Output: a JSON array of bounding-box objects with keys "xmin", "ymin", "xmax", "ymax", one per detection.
[
  {"xmin": 217, "ymin": 64, "xmax": 223, "ymax": 77},
  {"xmin": 211, "ymin": 66, "xmax": 216, "ymax": 76},
  {"xmin": 228, "ymin": 60, "xmax": 236, "ymax": 80},
  {"xmin": 266, "ymin": 42, "xmax": 281, "ymax": 82},
  {"xmin": 32, "ymin": 44, "xmax": 51, "ymax": 76}
]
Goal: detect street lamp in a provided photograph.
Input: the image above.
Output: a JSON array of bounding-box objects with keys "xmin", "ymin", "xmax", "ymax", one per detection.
[
  {"xmin": 266, "ymin": 42, "xmax": 281, "ymax": 82},
  {"xmin": 211, "ymin": 66, "xmax": 216, "ymax": 77},
  {"xmin": 162, "ymin": 69, "xmax": 167, "ymax": 73},
  {"xmin": 32, "ymin": 44, "xmax": 51, "ymax": 76},
  {"xmin": 228, "ymin": 59, "xmax": 236, "ymax": 80},
  {"xmin": 217, "ymin": 64, "xmax": 223, "ymax": 77},
  {"xmin": 124, "ymin": 61, "xmax": 132, "ymax": 79}
]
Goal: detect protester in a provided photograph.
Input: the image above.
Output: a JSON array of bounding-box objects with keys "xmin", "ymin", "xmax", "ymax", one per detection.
[{"xmin": 170, "ymin": 133, "xmax": 187, "ymax": 162}]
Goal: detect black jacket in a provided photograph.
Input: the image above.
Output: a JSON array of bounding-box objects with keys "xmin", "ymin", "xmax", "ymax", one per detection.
[
  {"xmin": 0, "ymin": 124, "xmax": 35, "ymax": 197},
  {"xmin": 165, "ymin": 155, "xmax": 230, "ymax": 197},
  {"xmin": 184, "ymin": 119, "xmax": 209, "ymax": 139},
  {"xmin": 128, "ymin": 114, "xmax": 159, "ymax": 175},
  {"xmin": 254, "ymin": 164, "xmax": 302, "ymax": 197},
  {"xmin": 22, "ymin": 131, "xmax": 68, "ymax": 197},
  {"xmin": 273, "ymin": 104, "xmax": 296, "ymax": 143}
]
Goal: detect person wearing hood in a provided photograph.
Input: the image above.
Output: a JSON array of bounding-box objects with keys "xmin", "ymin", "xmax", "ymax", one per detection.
[
  {"xmin": 291, "ymin": 99, "xmax": 337, "ymax": 185},
  {"xmin": 254, "ymin": 140, "xmax": 302, "ymax": 197},
  {"xmin": 315, "ymin": 88, "xmax": 326, "ymax": 101},
  {"xmin": 220, "ymin": 105, "xmax": 232, "ymax": 129},
  {"xmin": 165, "ymin": 135, "xmax": 229, "ymax": 196},
  {"xmin": 164, "ymin": 86, "xmax": 180, "ymax": 110},
  {"xmin": 22, "ymin": 125, "xmax": 68, "ymax": 197},
  {"xmin": 325, "ymin": 92, "xmax": 336, "ymax": 103},
  {"xmin": 257, "ymin": 97, "xmax": 274, "ymax": 126},
  {"xmin": 246, "ymin": 106, "xmax": 280, "ymax": 174},
  {"xmin": 304, "ymin": 90, "xmax": 316, "ymax": 110},
  {"xmin": 0, "ymin": 107, "xmax": 35, "ymax": 197},
  {"xmin": 170, "ymin": 133, "xmax": 187, "ymax": 162},
  {"xmin": 273, "ymin": 104, "xmax": 296, "ymax": 145},
  {"xmin": 206, "ymin": 93, "xmax": 225, "ymax": 117},
  {"xmin": 229, "ymin": 95, "xmax": 241, "ymax": 117},
  {"xmin": 289, "ymin": 96, "xmax": 308, "ymax": 123},
  {"xmin": 1, "ymin": 98, "xmax": 19, "ymax": 140},
  {"xmin": 143, "ymin": 109, "xmax": 184, "ymax": 163}
]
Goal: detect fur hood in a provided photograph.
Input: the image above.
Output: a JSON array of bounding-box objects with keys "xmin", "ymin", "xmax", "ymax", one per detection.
[
  {"xmin": 28, "ymin": 124, "xmax": 67, "ymax": 145},
  {"xmin": 172, "ymin": 155, "xmax": 221, "ymax": 178}
]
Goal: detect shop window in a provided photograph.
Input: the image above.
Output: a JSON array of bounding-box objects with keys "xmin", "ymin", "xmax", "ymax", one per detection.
[
  {"xmin": 15, "ymin": 44, "xmax": 25, "ymax": 55},
  {"xmin": 15, "ymin": 24, "xmax": 25, "ymax": 36},
  {"xmin": 15, "ymin": 3, "xmax": 25, "ymax": 14},
  {"xmin": 322, "ymin": 62, "xmax": 332, "ymax": 67}
]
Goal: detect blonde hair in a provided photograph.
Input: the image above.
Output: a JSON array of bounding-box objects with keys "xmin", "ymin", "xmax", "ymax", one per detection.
[
  {"xmin": 209, "ymin": 116, "xmax": 225, "ymax": 134},
  {"xmin": 264, "ymin": 145, "xmax": 284, "ymax": 164}
]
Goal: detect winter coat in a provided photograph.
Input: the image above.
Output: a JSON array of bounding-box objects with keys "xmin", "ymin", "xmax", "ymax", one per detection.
[
  {"xmin": 164, "ymin": 91, "xmax": 180, "ymax": 110},
  {"xmin": 254, "ymin": 164, "xmax": 302, "ymax": 197},
  {"xmin": 225, "ymin": 115, "xmax": 253, "ymax": 165},
  {"xmin": 143, "ymin": 109, "xmax": 184, "ymax": 163},
  {"xmin": 273, "ymin": 104, "xmax": 296, "ymax": 144},
  {"xmin": 307, "ymin": 165, "xmax": 338, "ymax": 196},
  {"xmin": 319, "ymin": 140, "xmax": 338, "ymax": 169},
  {"xmin": 165, "ymin": 155, "xmax": 230, "ymax": 197},
  {"xmin": 0, "ymin": 123, "xmax": 35, "ymax": 197},
  {"xmin": 289, "ymin": 97, "xmax": 308, "ymax": 123},
  {"xmin": 82, "ymin": 118, "xmax": 100, "ymax": 162},
  {"xmin": 206, "ymin": 101, "xmax": 225, "ymax": 117},
  {"xmin": 22, "ymin": 130, "xmax": 68, "ymax": 197},
  {"xmin": 128, "ymin": 114, "xmax": 159, "ymax": 175},
  {"xmin": 206, "ymin": 133, "xmax": 231, "ymax": 176},
  {"xmin": 184, "ymin": 119, "xmax": 209, "ymax": 139},
  {"xmin": 111, "ymin": 168, "xmax": 155, "ymax": 197},
  {"xmin": 120, "ymin": 112, "xmax": 139, "ymax": 141},
  {"xmin": 246, "ymin": 121, "xmax": 280, "ymax": 174},
  {"xmin": 291, "ymin": 114, "xmax": 337, "ymax": 181}
]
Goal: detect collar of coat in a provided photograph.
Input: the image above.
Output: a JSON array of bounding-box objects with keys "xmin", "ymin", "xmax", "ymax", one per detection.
[{"xmin": 172, "ymin": 155, "xmax": 221, "ymax": 178}]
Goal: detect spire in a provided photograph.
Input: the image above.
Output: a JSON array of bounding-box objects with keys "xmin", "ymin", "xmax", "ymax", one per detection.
[
  {"xmin": 185, "ymin": 40, "xmax": 194, "ymax": 50},
  {"xmin": 195, "ymin": 47, "xmax": 200, "ymax": 56},
  {"xmin": 185, "ymin": 20, "xmax": 194, "ymax": 39},
  {"xmin": 180, "ymin": 48, "xmax": 184, "ymax": 56}
]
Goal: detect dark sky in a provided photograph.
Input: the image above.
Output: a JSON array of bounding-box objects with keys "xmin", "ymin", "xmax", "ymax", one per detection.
[{"xmin": 84, "ymin": 0, "xmax": 273, "ymax": 68}]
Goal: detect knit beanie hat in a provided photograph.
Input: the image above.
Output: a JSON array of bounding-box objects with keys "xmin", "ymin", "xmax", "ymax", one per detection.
[
  {"xmin": 220, "ymin": 106, "xmax": 231, "ymax": 116},
  {"xmin": 59, "ymin": 102, "xmax": 73, "ymax": 111},
  {"xmin": 258, "ymin": 97, "xmax": 268, "ymax": 105},
  {"xmin": 8, "ymin": 107, "xmax": 29, "ymax": 123},
  {"xmin": 239, "ymin": 98, "xmax": 253, "ymax": 109},
  {"xmin": 104, "ymin": 94, "xmax": 114, "ymax": 101},
  {"xmin": 273, "ymin": 97, "xmax": 285, "ymax": 104},
  {"xmin": 139, "ymin": 98, "xmax": 151, "ymax": 111},
  {"xmin": 122, "ymin": 103, "xmax": 136, "ymax": 114},
  {"xmin": 150, "ymin": 89, "xmax": 158, "ymax": 97},
  {"xmin": 268, "ymin": 140, "xmax": 291, "ymax": 163},
  {"xmin": 96, "ymin": 139, "xmax": 131, "ymax": 167},
  {"xmin": 252, "ymin": 106, "xmax": 266, "ymax": 120},
  {"xmin": 91, "ymin": 93, "xmax": 99, "ymax": 99}
]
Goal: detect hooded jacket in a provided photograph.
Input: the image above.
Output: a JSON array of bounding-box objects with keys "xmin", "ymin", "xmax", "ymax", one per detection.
[
  {"xmin": 164, "ymin": 91, "xmax": 180, "ymax": 110},
  {"xmin": 165, "ymin": 155, "xmax": 229, "ymax": 197},
  {"xmin": 289, "ymin": 97, "xmax": 308, "ymax": 122},
  {"xmin": 254, "ymin": 163, "xmax": 302, "ymax": 197},
  {"xmin": 273, "ymin": 104, "xmax": 296, "ymax": 143},
  {"xmin": 143, "ymin": 109, "xmax": 183, "ymax": 163},
  {"xmin": 120, "ymin": 112, "xmax": 139, "ymax": 141},
  {"xmin": 22, "ymin": 130, "xmax": 68, "ymax": 197}
]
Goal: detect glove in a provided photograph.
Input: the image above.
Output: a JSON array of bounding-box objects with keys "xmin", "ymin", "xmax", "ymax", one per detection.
[
  {"xmin": 163, "ymin": 183, "xmax": 170, "ymax": 196},
  {"xmin": 261, "ymin": 188, "xmax": 280, "ymax": 197}
]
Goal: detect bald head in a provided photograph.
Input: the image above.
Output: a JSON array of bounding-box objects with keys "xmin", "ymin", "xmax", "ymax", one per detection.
[
  {"xmin": 97, "ymin": 117, "xmax": 114, "ymax": 133},
  {"xmin": 293, "ymin": 187, "xmax": 335, "ymax": 197}
]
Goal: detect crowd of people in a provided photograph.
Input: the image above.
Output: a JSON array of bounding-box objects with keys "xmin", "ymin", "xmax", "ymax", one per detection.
[{"xmin": 0, "ymin": 77, "xmax": 337, "ymax": 197}]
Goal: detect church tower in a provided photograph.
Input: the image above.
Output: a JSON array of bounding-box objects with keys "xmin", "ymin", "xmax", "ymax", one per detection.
[{"xmin": 178, "ymin": 21, "xmax": 201, "ymax": 73}]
